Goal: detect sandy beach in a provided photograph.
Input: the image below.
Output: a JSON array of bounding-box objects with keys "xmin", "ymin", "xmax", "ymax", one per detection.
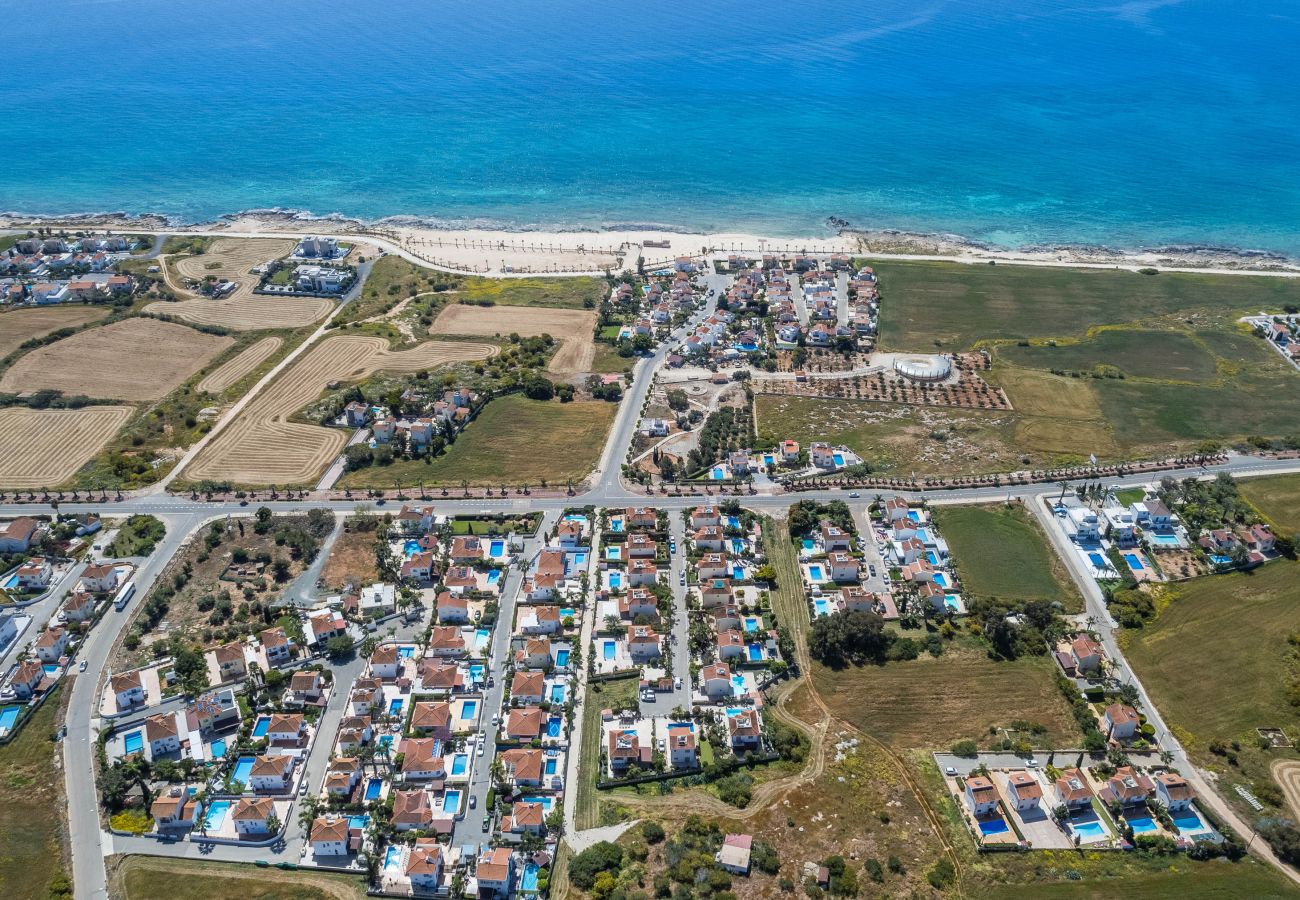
[{"xmin": 3, "ymin": 209, "xmax": 1298, "ymax": 277}]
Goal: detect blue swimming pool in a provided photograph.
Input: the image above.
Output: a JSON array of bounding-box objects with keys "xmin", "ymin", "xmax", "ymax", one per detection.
[
  {"xmin": 546, "ymin": 716, "xmax": 562, "ymax": 738},
  {"xmin": 210, "ymin": 738, "xmax": 227, "ymax": 759},
  {"xmin": 924, "ymin": 550, "xmax": 940, "ymax": 565},
  {"xmin": 944, "ymin": 596, "xmax": 962, "ymax": 612},
  {"xmin": 1210, "ymin": 554, "xmax": 1233, "ymax": 565},
  {"xmin": 42, "ymin": 663, "xmax": 60, "ymax": 675},
  {"xmin": 365, "ymin": 777, "xmax": 383, "ymax": 801},
  {"xmin": 0, "ymin": 574, "xmax": 19, "ymax": 590},
  {"xmin": 606, "ymin": 546, "xmax": 621, "ymax": 560},
  {"xmin": 730, "ymin": 539, "xmax": 746, "ymax": 554},
  {"xmin": 486, "ymin": 569, "xmax": 502, "ymax": 586},
  {"xmin": 608, "ymin": 572, "xmax": 622, "ymax": 589},
  {"xmin": 469, "ymin": 663, "xmax": 486, "ymax": 684},
  {"xmin": 711, "ymin": 466, "xmax": 726, "ymax": 480},
  {"xmin": 384, "ymin": 844, "xmax": 402, "ymax": 870},
  {"xmin": 398, "ymin": 645, "xmax": 415, "ymax": 658},
  {"xmin": 801, "ymin": 539, "xmax": 816, "ymax": 551},
  {"xmin": 389, "ymin": 698, "xmax": 404, "ymax": 716},
  {"xmin": 461, "ymin": 700, "xmax": 478, "ymax": 718},
  {"xmin": 726, "ymin": 515, "xmax": 741, "ymax": 529},
  {"xmin": 933, "ymin": 572, "xmax": 949, "ymax": 588},
  {"xmin": 1127, "ymin": 815, "xmax": 1158, "ymax": 833},
  {"xmin": 833, "ymin": 453, "xmax": 845, "ymax": 466},
  {"xmin": 738, "ymin": 343, "xmax": 760, "ymax": 353},
  {"xmin": 475, "ymin": 628, "xmax": 491, "ymax": 649},
  {"xmin": 521, "ymin": 862, "xmax": 540, "ymax": 893},
  {"xmin": 1088, "ymin": 552, "xmax": 1107, "ymax": 568},
  {"xmin": 203, "ymin": 799, "xmax": 232, "ymax": 831},
  {"xmin": 730, "ymin": 674, "xmax": 746, "ymax": 695},
  {"xmin": 544, "ymin": 757, "xmax": 558, "ymax": 775},
  {"xmin": 1124, "ymin": 553, "xmax": 1145, "ymax": 571},
  {"xmin": 451, "ymin": 754, "xmax": 468, "ymax": 776},
  {"xmin": 571, "ymin": 552, "xmax": 587, "ymax": 567},
  {"xmin": 813, "ymin": 597, "xmax": 829, "ymax": 616},
  {"xmin": 978, "ymin": 818, "xmax": 1009, "ymax": 836},
  {"xmin": 403, "ymin": 540, "xmax": 422, "ymax": 557},
  {"xmin": 123, "ymin": 730, "xmax": 143, "ymax": 754},
  {"xmin": 808, "ymin": 565, "xmax": 825, "ymax": 581},
  {"xmin": 746, "ymin": 643, "xmax": 763, "ymax": 662},
  {"xmin": 609, "ymin": 519, "xmax": 624, "ymax": 532},
  {"xmin": 549, "ymin": 684, "xmax": 566, "ymax": 703},
  {"xmin": 732, "ymin": 565, "xmax": 745, "ymax": 580},
  {"xmin": 378, "ymin": 734, "xmax": 394, "ymax": 750},
  {"xmin": 443, "ymin": 789, "xmax": 461, "ymax": 814},
  {"xmin": 743, "ymin": 616, "xmax": 759, "ymax": 632},
  {"xmin": 1173, "ymin": 810, "xmax": 1208, "ymax": 833},
  {"xmin": 555, "ymin": 649, "xmax": 570, "ymax": 667},
  {"xmin": 1150, "ymin": 532, "xmax": 1181, "ymax": 546},
  {"xmin": 348, "ymin": 814, "xmax": 369, "ymax": 830},
  {"xmin": 1071, "ymin": 820, "xmax": 1107, "ymax": 839},
  {"xmin": 252, "ymin": 715, "xmax": 271, "ymax": 738},
  {"xmin": 522, "ymin": 795, "xmax": 554, "ymax": 811},
  {"xmin": 231, "ymin": 756, "xmax": 256, "ymax": 788},
  {"xmin": 0, "ymin": 706, "xmax": 19, "ymax": 734},
  {"xmin": 489, "ymin": 539, "xmax": 506, "ymax": 557},
  {"xmin": 559, "ymin": 607, "xmax": 575, "ymax": 619},
  {"xmin": 602, "ymin": 640, "xmax": 616, "ymax": 661},
  {"xmin": 564, "ymin": 513, "xmax": 587, "ymax": 522},
  {"xmin": 907, "ymin": 510, "xmax": 921, "ymax": 523}
]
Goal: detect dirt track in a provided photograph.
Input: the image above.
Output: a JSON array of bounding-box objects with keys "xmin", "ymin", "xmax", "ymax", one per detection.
[
  {"xmin": 146, "ymin": 237, "xmax": 333, "ymax": 330},
  {"xmin": 430, "ymin": 303, "xmax": 597, "ymax": 375},
  {"xmin": 0, "ymin": 317, "xmax": 232, "ymax": 401},
  {"xmin": 1273, "ymin": 759, "xmax": 1300, "ymax": 822},
  {"xmin": 0, "ymin": 406, "xmax": 133, "ymax": 488},
  {"xmin": 197, "ymin": 337, "xmax": 283, "ymax": 395},
  {"xmin": 185, "ymin": 335, "xmax": 496, "ymax": 485}
]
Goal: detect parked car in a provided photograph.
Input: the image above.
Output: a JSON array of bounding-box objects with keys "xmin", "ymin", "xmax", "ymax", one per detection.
[
  {"xmin": 491, "ymin": 713, "xmax": 499, "ymax": 725},
  {"xmin": 482, "ymin": 816, "xmax": 491, "ymax": 832},
  {"xmin": 868, "ymin": 565, "xmax": 877, "ymax": 577},
  {"xmin": 477, "ymin": 743, "xmax": 485, "ymax": 756},
  {"xmin": 469, "ymin": 794, "xmax": 477, "ymax": 809},
  {"xmin": 944, "ymin": 766, "xmax": 957, "ymax": 776},
  {"xmin": 849, "ymin": 491, "xmax": 860, "ymax": 498},
  {"xmin": 673, "ymin": 676, "xmax": 682, "ymax": 690},
  {"xmin": 669, "ymin": 541, "xmax": 677, "ymax": 554},
  {"xmin": 78, "ymin": 660, "xmax": 87, "ymax": 673}
]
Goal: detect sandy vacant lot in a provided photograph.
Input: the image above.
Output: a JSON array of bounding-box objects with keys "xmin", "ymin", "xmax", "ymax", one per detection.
[
  {"xmin": 430, "ymin": 303, "xmax": 597, "ymax": 375},
  {"xmin": 0, "ymin": 306, "xmax": 110, "ymax": 359},
  {"xmin": 0, "ymin": 406, "xmax": 133, "ymax": 488},
  {"xmin": 197, "ymin": 337, "xmax": 283, "ymax": 395},
  {"xmin": 185, "ymin": 335, "xmax": 496, "ymax": 485},
  {"xmin": 146, "ymin": 237, "xmax": 333, "ymax": 330},
  {"xmin": 0, "ymin": 318, "xmax": 233, "ymax": 401}
]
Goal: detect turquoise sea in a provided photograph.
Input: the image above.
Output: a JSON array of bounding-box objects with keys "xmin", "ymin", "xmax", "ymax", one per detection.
[{"xmin": 5, "ymin": 0, "xmax": 1299, "ymax": 253}]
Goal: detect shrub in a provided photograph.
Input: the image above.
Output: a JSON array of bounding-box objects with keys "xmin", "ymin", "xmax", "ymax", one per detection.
[
  {"xmin": 927, "ymin": 858, "xmax": 956, "ymax": 889},
  {"xmin": 641, "ymin": 820, "xmax": 666, "ymax": 844},
  {"xmin": 569, "ymin": 841, "xmax": 624, "ymax": 890}
]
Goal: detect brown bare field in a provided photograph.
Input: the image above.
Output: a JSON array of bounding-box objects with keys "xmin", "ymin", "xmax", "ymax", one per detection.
[
  {"xmin": 0, "ymin": 318, "xmax": 233, "ymax": 401},
  {"xmin": 146, "ymin": 237, "xmax": 333, "ymax": 330},
  {"xmin": 0, "ymin": 406, "xmax": 133, "ymax": 488},
  {"xmin": 186, "ymin": 335, "xmax": 496, "ymax": 485},
  {"xmin": 197, "ymin": 337, "xmax": 283, "ymax": 394},
  {"xmin": 321, "ymin": 522, "xmax": 380, "ymax": 591},
  {"xmin": 0, "ymin": 306, "xmax": 109, "ymax": 358},
  {"xmin": 430, "ymin": 303, "xmax": 596, "ymax": 374},
  {"xmin": 1272, "ymin": 759, "xmax": 1300, "ymax": 823}
]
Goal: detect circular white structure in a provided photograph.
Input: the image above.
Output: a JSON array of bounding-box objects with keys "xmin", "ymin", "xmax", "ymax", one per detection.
[{"xmin": 894, "ymin": 354, "xmax": 952, "ymax": 382}]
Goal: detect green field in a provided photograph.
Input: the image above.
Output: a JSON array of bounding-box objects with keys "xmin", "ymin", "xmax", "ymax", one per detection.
[
  {"xmin": 1122, "ymin": 561, "xmax": 1300, "ymax": 749},
  {"xmin": 575, "ymin": 675, "xmax": 639, "ymax": 828},
  {"xmin": 340, "ymin": 395, "xmax": 616, "ymax": 488},
  {"xmin": 1002, "ymin": 329, "xmax": 1220, "ymax": 382},
  {"xmin": 459, "ymin": 275, "xmax": 607, "ymax": 309},
  {"xmin": 975, "ymin": 862, "xmax": 1300, "ymax": 900},
  {"xmin": 936, "ymin": 504, "xmax": 1082, "ymax": 610},
  {"xmin": 812, "ymin": 642, "xmax": 1079, "ymax": 749},
  {"xmin": 0, "ymin": 687, "xmax": 69, "ymax": 900},
  {"xmin": 1240, "ymin": 474, "xmax": 1300, "ymax": 535},
  {"xmin": 874, "ymin": 259, "xmax": 1300, "ymax": 351},
  {"xmin": 112, "ymin": 856, "xmax": 366, "ymax": 899}
]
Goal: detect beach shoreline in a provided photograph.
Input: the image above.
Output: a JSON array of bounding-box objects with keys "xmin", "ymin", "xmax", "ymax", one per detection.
[{"xmin": 2, "ymin": 207, "xmax": 1298, "ymax": 276}]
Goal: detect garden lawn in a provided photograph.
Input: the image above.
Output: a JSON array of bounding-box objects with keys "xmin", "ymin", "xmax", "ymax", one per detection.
[
  {"xmin": 340, "ymin": 395, "xmax": 616, "ymax": 488},
  {"xmin": 0, "ymin": 687, "xmax": 68, "ymax": 900},
  {"xmin": 874, "ymin": 258, "xmax": 1300, "ymax": 351},
  {"xmin": 1121, "ymin": 560, "xmax": 1300, "ymax": 750},
  {"xmin": 1239, "ymin": 473, "xmax": 1300, "ymax": 534},
  {"xmin": 812, "ymin": 643, "xmax": 1079, "ymax": 749},
  {"xmin": 936, "ymin": 504, "xmax": 1081, "ymax": 609}
]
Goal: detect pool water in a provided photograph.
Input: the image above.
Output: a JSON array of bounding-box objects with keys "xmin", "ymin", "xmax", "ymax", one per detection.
[
  {"xmin": 833, "ymin": 453, "xmax": 845, "ymax": 466},
  {"xmin": 474, "ymin": 628, "xmax": 491, "ymax": 649},
  {"xmin": 726, "ymin": 515, "xmax": 742, "ymax": 529},
  {"xmin": 544, "ymin": 758, "xmax": 558, "ymax": 775},
  {"xmin": 609, "ymin": 519, "xmax": 624, "ymax": 532},
  {"xmin": 443, "ymin": 789, "xmax": 462, "ymax": 813},
  {"xmin": 389, "ymin": 698, "xmax": 404, "ymax": 715},
  {"xmin": 252, "ymin": 716, "xmax": 271, "ymax": 738},
  {"xmin": 730, "ymin": 539, "xmax": 746, "ymax": 554},
  {"xmin": 1087, "ymin": 552, "xmax": 1107, "ymax": 568},
  {"xmin": 746, "ymin": 643, "xmax": 764, "ymax": 662},
  {"xmin": 813, "ymin": 598, "xmax": 830, "ymax": 616},
  {"xmin": 730, "ymin": 674, "xmax": 747, "ymax": 695},
  {"xmin": 808, "ymin": 565, "xmax": 824, "ymax": 581},
  {"xmin": 564, "ymin": 513, "xmax": 587, "ymax": 522},
  {"xmin": 1172, "ymin": 811, "xmax": 1207, "ymax": 833},
  {"xmin": 451, "ymin": 754, "xmax": 468, "ymax": 776},
  {"xmin": 559, "ymin": 608, "xmax": 575, "ymax": 619},
  {"xmin": 732, "ymin": 565, "xmax": 745, "ymax": 580},
  {"xmin": 932, "ymin": 572, "xmax": 949, "ymax": 588},
  {"xmin": 546, "ymin": 716, "xmax": 562, "ymax": 738},
  {"xmin": 1127, "ymin": 815, "xmax": 1158, "ymax": 833},
  {"xmin": 398, "ymin": 646, "xmax": 415, "ymax": 658},
  {"xmin": 1071, "ymin": 820, "xmax": 1107, "ymax": 839},
  {"xmin": 123, "ymin": 730, "xmax": 143, "ymax": 754},
  {"xmin": 469, "ymin": 663, "xmax": 486, "ymax": 684},
  {"xmin": 711, "ymin": 467, "xmax": 726, "ymax": 480},
  {"xmin": 522, "ymin": 795, "xmax": 554, "ymax": 811},
  {"xmin": 1124, "ymin": 553, "xmax": 1145, "ymax": 571},
  {"xmin": 461, "ymin": 700, "xmax": 478, "ymax": 719},
  {"xmin": 231, "ymin": 756, "xmax": 256, "ymax": 787},
  {"xmin": 403, "ymin": 540, "xmax": 422, "ymax": 557},
  {"xmin": 486, "ymin": 569, "xmax": 502, "ymax": 586},
  {"xmin": 210, "ymin": 738, "xmax": 227, "ymax": 759},
  {"xmin": 606, "ymin": 546, "xmax": 622, "ymax": 560},
  {"xmin": 203, "ymin": 799, "xmax": 232, "ymax": 831},
  {"xmin": 944, "ymin": 596, "xmax": 962, "ymax": 612},
  {"xmin": 1210, "ymin": 554, "xmax": 1233, "ymax": 565},
  {"xmin": 42, "ymin": 663, "xmax": 60, "ymax": 675},
  {"xmin": 1150, "ymin": 532, "xmax": 1181, "ymax": 546},
  {"xmin": 348, "ymin": 814, "xmax": 370, "ymax": 830},
  {"xmin": 608, "ymin": 572, "xmax": 622, "ymax": 589},
  {"xmin": 570, "ymin": 552, "xmax": 587, "ymax": 567},
  {"xmin": 549, "ymin": 684, "xmax": 566, "ymax": 703},
  {"xmin": 743, "ymin": 617, "xmax": 759, "ymax": 632},
  {"xmin": 0, "ymin": 706, "xmax": 19, "ymax": 734},
  {"xmin": 365, "ymin": 777, "xmax": 383, "ymax": 801},
  {"xmin": 801, "ymin": 539, "xmax": 816, "ymax": 551},
  {"xmin": 0, "ymin": 574, "xmax": 19, "ymax": 589},
  {"xmin": 978, "ymin": 818, "xmax": 1009, "ymax": 836},
  {"xmin": 521, "ymin": 862, "xmax": 540, "ymax": 893},
  {"xmin": 384, "ymin": 844, "xmax": 402, "ymax": 869},
  {"xmin": 907, "ymin": 510, "xmax": 921, "ymax": 523},
  {"xmin": 489, "ymin": 539, "xmax": 506, "ymax": 557},
  {"xmin": 555, "ymin": 649, "xmax": 570, "ymax": 667},
  {"xmin": 378, "ymin": 735, "xmax": 394, "ymax": 750},
  {"xmin": 602, "ymin": 641, "xmax": 616, "ymax": 661}
]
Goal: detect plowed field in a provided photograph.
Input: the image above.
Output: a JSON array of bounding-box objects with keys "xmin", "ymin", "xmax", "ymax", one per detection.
[
  {"xmin": 197, "ymin": 337, "xmax": 283, "ymax": 394},
  {"xmin": 0, "ymin": 406, "xmax": 133, "ymax": 488},
  {"xmin": 430, "ymin": 303, "xmax": 596, "ymax": 374}
]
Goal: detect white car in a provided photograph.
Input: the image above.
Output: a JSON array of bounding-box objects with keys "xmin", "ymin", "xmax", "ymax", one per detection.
[
  {"xmin": 477, "ymin": 743, "xmax": 485, "ymax": 756},
  {"xmin": 673, "ymin": 677, "xmax": 682, "ymax": 690},
  {"xmin": 78, "ymin": 660, "xmax": 87, "ymax": 673}
]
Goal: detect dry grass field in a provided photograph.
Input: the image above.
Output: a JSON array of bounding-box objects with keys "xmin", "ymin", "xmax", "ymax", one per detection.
[
  {"xmin": 430, "ymin": 303, "xmax": 597, "ymax": 374},
  {"xmin": 197, "ymin": 337, "xmax": 283, "ymax": 394},
  {"xmin": 0, "ymin": 318, "xmax": 233, "ymax": 401},
  {"xmin": 0, "ymin": 406, "xmax": 133, "ymax": 487},
  {"xmin": 145, "ymin": 237, "xmax": 333, "ymax": 330},
  {"xmin": 0, "ymin": 305, "xmax": 109, "ymax": 358},
  {"xmin": 186, "ymin": 335, "xmax": 495, "ymax": 485}
]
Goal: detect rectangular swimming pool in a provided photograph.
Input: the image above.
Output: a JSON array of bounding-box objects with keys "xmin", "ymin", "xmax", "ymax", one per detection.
[
  {"xmin": 726, "ymin": 516, "xmax": 742, "ymax": 530},
  {"xmin": 451, "ymin": 754, "xmax": 469, "ymax": 776},
  {"xmin": 832, "ymin": 453, "xmax": 845, "ymax": 466},
  {"xmin": 1087, "ymin": 552, "xmax": 1107, "ymax": 568},
  {"xmin": 384, "ymin": 844, "xmax": 402, "ymax": 870},
  {"xmin": 489, "ymin": 539, "xmax": 506, "ymax": 557},
  {"xmin": 231, "ymin": 756, "xmax": 256, "ymax": 788},
  {"xmin": 608, "ymin": 572, "xmax": 622, "ymax": 589},
  {"xmin": 932, "ymin": 572, "xmax": 949, "ymax": 588},
  {"xmin": 743, "ymin": 616, "xmax": 759, "ymax": 632},
  {"xmin": 461, "ymin": 700, "xmax": 478, "ymax": 718},
  {"xmin": 1149, "ymin": 532, "xmax": 1181, "ymax": 546},
  {"xmin": 746, "ymin": 643, "xmax": 764, "ymax": 662},
  {"xmin": 1172, "ymin": 810, "xmax": 1207, "ymax": 833},
  {"xmin": 808, "ymin": 565, "xmax": 824, "ymax": 581},
  {"xmin": 0, "ymin": 706, "xmax": 20, "ymax": 734},
  {"xmin": 978, "ymin": 818, "xmax": 1009, "ymax": 836},
  {"xmin": 521, "ymin": 861, "xmax": 540, "ymax": 893},
  {"xmin": 203, "ymin": 799, "xmax": 232, "ymax": 831},
  {"xmin": 251, "ymin": 715, "xmax": 271, "ymax": 738},
  {"xmin": 365, "ymin": 777, "xmax": 383, "ymax": 801},
  {"xmin": 1126, "ymin": 815, "xmax": 1158, "ymax": 833},
  {"xmin": 602, "ymin": 640, "xmax": 616, "ymax": 661},
  {"xmin": 546, "ymin": 716, "xmax": 562, "ymax": 738},
  {"xmin": 209, "ymin": 738, "xmax": 227, "ymax": 759},
  {"xmin": 123, "ymin": 730, "xmax": 143, "ymax": 754},
  {"xmin": 389, "ymin": 698, "xmax": 404, "ymax": 716},
  {"xmin": 555, "ymin": 649, "xmax": 570, "ymax": 667},
  {"xmin": 549, "ymin": 684, "xmax": 566, "ymax": 703},
  {"xmin": 813, "ymin": 598, "xmax": 830, "ymax": 616},
  {"xmin": 1124, "ymin": 553, "xmax": 1145, "ymax": 571},
  {"xmin": 443, "ymin": 789, "xmax": 461, "ymax": 814},
  {"xmin": 475, "ymin": 628, "xmax": 491, "ymax": 649},
  {"xmin": 1070, "ymin": 819, "xmax": 1107, "ymax": 839},
  {"xmin": 801, "ymin": 539, "xmax": 816, "ymax": 551}
]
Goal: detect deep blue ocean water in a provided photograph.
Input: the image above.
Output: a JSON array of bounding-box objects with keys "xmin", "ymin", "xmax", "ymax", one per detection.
[{"xmin": 5, "ymin": 0, "xmax": 1299, "ymax": 252}]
